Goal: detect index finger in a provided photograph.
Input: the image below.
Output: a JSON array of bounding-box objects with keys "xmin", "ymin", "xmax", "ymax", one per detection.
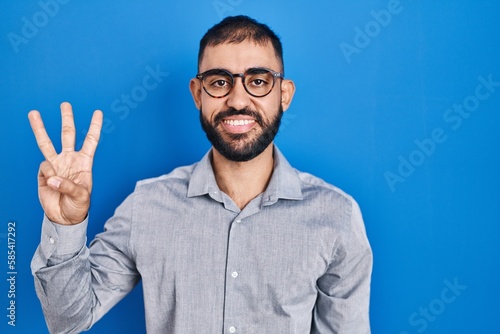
[
  {"xmin": 80, "ymin": 110, "xmax": 103, "ymax": 158},
  {"xmin": 28, "ymin": 110, "xmax": 58, "ymax": 162}
]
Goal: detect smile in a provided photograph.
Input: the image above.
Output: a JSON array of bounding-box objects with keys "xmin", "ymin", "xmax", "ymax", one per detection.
[{"xmin": 223, "ymin": 119, "xmax": 256, "ymax": 126}]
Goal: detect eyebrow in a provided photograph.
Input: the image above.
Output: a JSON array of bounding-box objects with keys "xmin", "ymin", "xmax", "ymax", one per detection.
[
  {"xmin": 201, "ymin": 67, "xmax": 276, "ymax": 75},
  {"xmin": 202, "ymin": 68, "xmax": 232, "ymax": 75}
]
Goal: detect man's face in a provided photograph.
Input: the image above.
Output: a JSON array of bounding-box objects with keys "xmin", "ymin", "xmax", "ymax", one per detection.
[{"xmin": 190, "ymin": 40, "xmax": 294, "ymax": 162}]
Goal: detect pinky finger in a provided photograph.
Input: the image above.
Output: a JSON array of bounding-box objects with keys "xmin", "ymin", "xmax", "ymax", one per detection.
[{"xmin": 38, "ymin": 161, "xmax": 56, "ymax": 187}]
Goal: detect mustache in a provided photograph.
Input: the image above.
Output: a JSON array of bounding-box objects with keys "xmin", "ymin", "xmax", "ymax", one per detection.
[{"xmin": 213, "ymin": 108, "xmax": 264, "ymax": 126}]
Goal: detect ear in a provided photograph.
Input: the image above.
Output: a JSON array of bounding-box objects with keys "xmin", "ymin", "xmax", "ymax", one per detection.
[
  {"xmin": 189, "ymin": 78, "xmax": 202, "ymax": 110},
  {"xmin": 280, "ymin": 79, "xmax": 296, "ymax": 112}
]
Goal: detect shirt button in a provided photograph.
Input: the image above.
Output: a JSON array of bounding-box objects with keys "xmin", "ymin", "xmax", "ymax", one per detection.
[
  {"xmin": 49, "ymin": 237, "xmax": 55, "ymax": 244},
  {"xmin": 229, "ymin": 326, "xmax": 236, "ymax": 333},
  {"xmin": 235, "ymin": 219, "xmax": 241, "ymax": 223},
  {"xmin": 231, "ymin": 271, "xmax": 238, "ymax": 278}
]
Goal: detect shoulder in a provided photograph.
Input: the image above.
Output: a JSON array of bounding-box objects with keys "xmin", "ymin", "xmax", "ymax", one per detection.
[
  {"xmin": 133, "ymin": 162, "xmax": 197, "ymax": 195},
  {"xmin": 296, "ymin": 169, "xmax": 355, "ymax": 207},
  {"xmin": 294, "ymin": 169, "xmax": 369, "ymax": 255},
  {"xmin": 293, "ymin": 169, "xmax": 364, "ymax": 230}
]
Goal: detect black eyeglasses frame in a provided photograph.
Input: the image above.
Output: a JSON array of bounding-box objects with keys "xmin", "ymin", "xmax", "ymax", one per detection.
[{"xmin": 196, "ymin": 67, "xmax": 284, "ymax": 98}]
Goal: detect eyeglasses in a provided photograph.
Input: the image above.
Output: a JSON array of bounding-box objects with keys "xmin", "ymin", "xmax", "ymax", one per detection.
[{"xmin": 196, "ymin": 67, "xmax": 284, "ymax": 98}]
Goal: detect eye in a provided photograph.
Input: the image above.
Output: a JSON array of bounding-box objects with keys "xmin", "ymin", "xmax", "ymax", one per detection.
[
  {"xmin": 251, "ymin": 79, "xmax": 266, "ymax": 87},
  {"xmin": 207, "ymin": 76, "xmax": 232, "ymax": 90},
  {"xmin": 212, "ymin": 79, "xmax": 229, "ymax": 88},
  {"xmin": 245, "ymin": 70, "xmax": 273, "ymax": 89}
]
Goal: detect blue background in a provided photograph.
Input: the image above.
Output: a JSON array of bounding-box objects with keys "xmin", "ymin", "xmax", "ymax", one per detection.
[{"xmin": 1, "ymin": 0, "xmax": 499, "ymax": 333}]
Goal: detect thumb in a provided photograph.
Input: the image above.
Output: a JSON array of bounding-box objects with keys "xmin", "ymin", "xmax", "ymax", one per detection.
[
  {"xmin": 47, "ymin": 176, "xmax": 62, "ymax": 189},
  {"xmin": 47, "ymin": 176, "xmax": 88, "ymax": 200}
]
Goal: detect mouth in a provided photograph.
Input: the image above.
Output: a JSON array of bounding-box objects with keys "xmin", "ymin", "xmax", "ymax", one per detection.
[{"xmin": 221, "ymin": 116, "xmax": 257, "ymax": 134}]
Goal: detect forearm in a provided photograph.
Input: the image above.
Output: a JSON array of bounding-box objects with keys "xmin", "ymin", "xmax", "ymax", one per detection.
[
  {"xmin": 31, "ymin": 193, "xmax": 140, "ymax": 333},
  {"xmin": 313, "ymin": 198, "xmax": 373, "ymax": 333},
  {"xmin": 31, "ymin": 216, "xmax": 96, "ymax": 333},
  {"xmin": 313, "ymin": 249, "xmax": 372, "ymax": 333}
]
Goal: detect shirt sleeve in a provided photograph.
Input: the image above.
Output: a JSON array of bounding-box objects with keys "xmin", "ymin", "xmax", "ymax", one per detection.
[
  {"xmin": 312, "ymin": 198, "xmax": 373, "ymax": 334},
  {"xmin": 30, "ymin": 193, "xmax": 140, "ymax": 334}
]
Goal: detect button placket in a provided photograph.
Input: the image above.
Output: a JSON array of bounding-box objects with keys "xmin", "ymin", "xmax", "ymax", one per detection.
[{"xmin": 224, "ymin": 214, "xmax": 246, "ymax": 332}]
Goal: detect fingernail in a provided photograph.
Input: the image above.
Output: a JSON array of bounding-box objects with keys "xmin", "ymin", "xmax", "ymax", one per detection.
[{"xmin": 48, "ymin": 177, "xmax": 62, "ymax": 189}]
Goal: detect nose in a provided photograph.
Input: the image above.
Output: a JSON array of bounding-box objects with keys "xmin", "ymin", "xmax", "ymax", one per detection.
[{"xmin": 226, "ymin": 77, "xmax": 251, "ymax": 110}]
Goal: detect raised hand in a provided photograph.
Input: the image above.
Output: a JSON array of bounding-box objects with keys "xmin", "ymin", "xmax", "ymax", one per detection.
[{"xmin": 28, "ymin": 102, "xmax": 103, "ymax": 225}]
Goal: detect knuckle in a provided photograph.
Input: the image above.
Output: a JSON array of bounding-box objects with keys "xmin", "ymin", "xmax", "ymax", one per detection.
[
  {"xmin": 86, "ymin": 135, "xmax": 98, "ymax": 144},
  {"xmin": 39, "ymin": 161, "xmax": 53, "ymax": 174},
  {"xmin": 62, "ymin": 125, "xmax": 75, "ymax": 134},
  {"xmin": 38, "ymin": 138, "xmax": 53, "ymax": 149}
]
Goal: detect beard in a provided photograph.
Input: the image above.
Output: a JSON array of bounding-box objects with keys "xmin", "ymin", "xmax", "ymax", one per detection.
[{"xmin": 200, "ymin": 105, "xmax": 283, "ymax": 162}]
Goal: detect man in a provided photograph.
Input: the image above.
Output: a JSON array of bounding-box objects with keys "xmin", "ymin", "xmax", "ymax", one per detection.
[{"xmin": 30, "ymin": 15, "xmax": 372, "ymax": 333}]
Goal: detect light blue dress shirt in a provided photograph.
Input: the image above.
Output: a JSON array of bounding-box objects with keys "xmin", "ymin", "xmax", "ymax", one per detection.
[{"xmin": 31, "ymin": 146, "xmax": 372, "ymax": 333}]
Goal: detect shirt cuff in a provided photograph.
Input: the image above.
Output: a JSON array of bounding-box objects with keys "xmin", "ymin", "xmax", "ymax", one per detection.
[{"xmin": 39, "ymin": 215, "xmax": 88, "ymax": 261}]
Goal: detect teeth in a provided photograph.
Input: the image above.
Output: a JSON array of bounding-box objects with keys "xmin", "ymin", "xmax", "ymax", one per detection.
[{"xmin": 223, "ymin": 119, "xmax": 255, "ymax": 126}]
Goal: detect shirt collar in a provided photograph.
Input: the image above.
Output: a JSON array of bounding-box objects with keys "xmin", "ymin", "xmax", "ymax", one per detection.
[
  {"xmin": 187, "ymin": 145, "xmax": 303, "ymax": 203},
  {"xmin": 186, "ymin": 149, "xmax": 220, "ymax": 200}
]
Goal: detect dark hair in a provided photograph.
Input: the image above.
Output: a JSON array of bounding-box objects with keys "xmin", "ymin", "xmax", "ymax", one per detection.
[{"xmin": 198, "ymin": 15, "xmax": 284, "ymax": 73}]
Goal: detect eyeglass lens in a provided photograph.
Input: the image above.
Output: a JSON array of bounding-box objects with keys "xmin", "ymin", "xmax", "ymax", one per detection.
[{"xmin": 202, "ymin": 69, "xmax": 276, "ymax": 97}]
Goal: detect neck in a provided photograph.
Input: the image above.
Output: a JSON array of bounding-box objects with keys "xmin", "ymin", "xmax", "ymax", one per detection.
[{"xmin": 211, "ymin": 144, "xmax": 275, "ymax": 210}]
